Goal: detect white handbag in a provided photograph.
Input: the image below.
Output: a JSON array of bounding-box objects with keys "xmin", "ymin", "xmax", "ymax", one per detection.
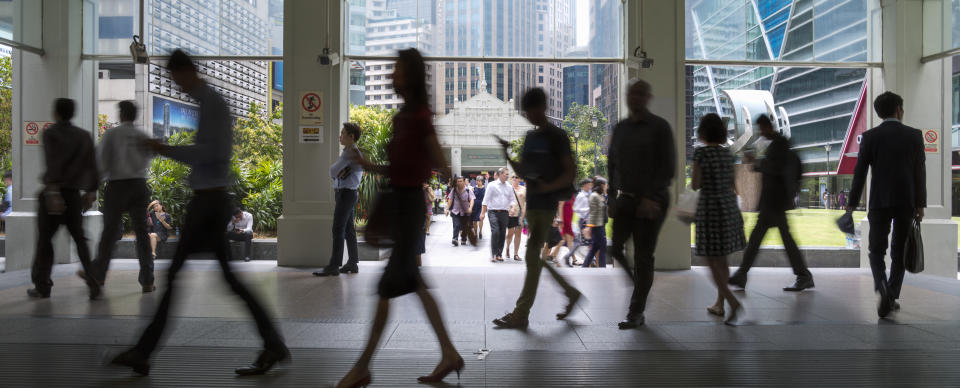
[{"xmin": 676, "ymin": 190, "xmax": 699, "ymax": 224}]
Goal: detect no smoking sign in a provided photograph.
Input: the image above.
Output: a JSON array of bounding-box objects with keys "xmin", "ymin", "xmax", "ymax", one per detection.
[
  {"xmin": 299, "ymin": 91, "xmax": 324, "ymax": 123},
  {"xmin": 924, "ymin": 129, "xmax": 939, "ymax": 153},
  {"xmin": 23, "ymin": 121, "xmax": 53, "ymax": 145}
]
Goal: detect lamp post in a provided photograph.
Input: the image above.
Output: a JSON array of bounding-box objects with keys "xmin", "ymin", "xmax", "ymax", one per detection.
[
  {"xmin": 574, "ymin": 127, "xmax": 580, "ymax": 176},
  {"xmin": 591, "ymin": 116, "xmax": 599, "ymax": 176},
  {"xmin": 824, "ymin": 144, "xmax": 832, "ymax": 209}
]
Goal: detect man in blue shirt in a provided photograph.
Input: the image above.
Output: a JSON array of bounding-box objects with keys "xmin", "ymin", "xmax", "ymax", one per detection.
[{"xmin": 314, "ymin": 123, "xmax": 365, "ymax": 277}]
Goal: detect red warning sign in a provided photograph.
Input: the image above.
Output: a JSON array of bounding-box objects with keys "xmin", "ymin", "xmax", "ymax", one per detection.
[
  {"xmin": 23, "ymin": 121, "xmax": 55, "ymax": 145},
  {"xmin": 924, "ymin": 129, "xmax": 939, "ymax": 153},
  {"xmin": 299, "ymin": 91, "xmax": 324, "ymax": 123}
]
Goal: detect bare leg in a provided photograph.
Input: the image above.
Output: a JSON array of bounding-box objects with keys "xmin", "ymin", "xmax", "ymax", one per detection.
[
  {"xmin": 504, "ymin": 228, "xmax": 515, "ymax": 256},
  {"xmin": 149, "ymin": 234, "xmax": 158, "ymax": 257},
  {"xmin": 512, "ymin": 227, "xmax": 522, "ymax": 257},
  {"xmin": 707, "ymin": 258, "xmax": 739, "ymax": 312},
  {"xmin": 416, "ymin": 288, "xmax": 460, "ymax": 366},
  {"xmin": 337, "ymin": 298, "xmax": 390, "ymax": 388}
]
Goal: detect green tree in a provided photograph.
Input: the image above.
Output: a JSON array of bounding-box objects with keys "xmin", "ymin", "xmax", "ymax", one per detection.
[
  {"xmin": 349, "ymin": 104, "xmax": 395, "ymax": 222},
  {"xmin": 561, "ymin": 103, "xmax": 608, "ymax": 180},
  {"xmin": 233, "ymin": 102, "xmax": 283, "ymax": 163},
  {"xmin": 0, "ymin": 56, "xmax": 12, "ymax": 176}
]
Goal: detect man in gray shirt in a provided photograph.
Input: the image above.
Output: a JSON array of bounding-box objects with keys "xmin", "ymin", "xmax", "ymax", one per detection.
[
  {"xmin": 314, "ymin": 123, "xmax": 365, "ymax": 277},
  {"xmin": 83, "ymin": 101, "xmax": 155, "ymax": 293}
]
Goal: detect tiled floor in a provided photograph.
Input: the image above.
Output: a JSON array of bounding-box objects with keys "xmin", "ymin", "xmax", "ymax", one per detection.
[{"xmin": 2, "ymin": 216, "xmax": 960, "ymax": 386}]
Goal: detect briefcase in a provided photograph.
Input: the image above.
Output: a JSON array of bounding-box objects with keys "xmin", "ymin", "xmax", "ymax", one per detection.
[{"xmin": 904, "ymin": 218, "xmax": 924, "ymax": 273}]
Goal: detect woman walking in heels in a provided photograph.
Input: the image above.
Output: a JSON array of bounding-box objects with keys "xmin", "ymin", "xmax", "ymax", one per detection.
[
  {"xmin": 691, "ymin": 113, "xmax": 745, "ymax": 324},
  {"xmin": 336, "ymin": 48, "xmax": 463, "ymax": 388}
]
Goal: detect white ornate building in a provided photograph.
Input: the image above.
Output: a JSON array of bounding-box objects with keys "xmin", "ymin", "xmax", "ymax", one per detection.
[{"xmin": 435, "ymin": 80, "xmax": 532, "ymax": 177}]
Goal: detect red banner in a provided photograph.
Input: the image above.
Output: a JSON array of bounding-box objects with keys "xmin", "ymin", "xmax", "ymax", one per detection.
[{"xmin": 836, "ymin": 84, "xmax": 868, "ymax": 175}]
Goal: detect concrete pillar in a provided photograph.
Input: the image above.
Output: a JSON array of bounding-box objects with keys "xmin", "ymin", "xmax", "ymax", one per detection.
[
  {"xmin": 6, "ymin": 0, "xmax": 102, "ymax": 272},
  {"xmin": 626, "ymin": 0, "xmax": 690, "ymax": 270},
  {"xmin": 276, "ymin": 0, "xmax": 344, "ymax": 267},
  {"xmin": 858, "ymin": 0, "xmax": 958, "ymax": 278},
  {"xmin": 451, "ymin": 147, "xmax": 462, "ymax": 178}
]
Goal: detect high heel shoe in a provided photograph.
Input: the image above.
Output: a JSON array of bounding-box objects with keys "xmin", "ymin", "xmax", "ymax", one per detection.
[
  {"xmin": 417, "ymin": 356, "xmax": 465, "ymax": 383},
  {"xmin": 336, "ymin": 371, "xmax": 371, "ymax": 388}
]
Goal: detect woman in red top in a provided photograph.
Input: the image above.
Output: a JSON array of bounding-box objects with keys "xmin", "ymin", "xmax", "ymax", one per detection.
[{"xmin": 337, "ymin": 49, "xmax": 463, "ymax": 388}]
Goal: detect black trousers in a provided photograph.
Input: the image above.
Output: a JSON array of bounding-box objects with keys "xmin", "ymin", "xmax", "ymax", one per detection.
[
  {"xmin": 452, "ymin": 214, "xmax": 469, "ymax": 241},
  {"xmin": 488, "ymin": 210, "xmax": 509, "ymax": 258},
  {"xmin": 326, "ymin": 188, "xmax": 359, "ymax": 269},
  {"xmin": 226, "ymin": 230, "xmax": 253, "ymax": 259},
  {"xmin": 91, "ymin": 179, "xmax": 153, "ymax": 286},
  {"xmin": 737, "ymin": 209, "xmax": 811, "ymax": 279},
  {"xmin": 133, "ymin": 190, "xmax": 282, "ymax": 355},
  {"xmin": 610, "ymin": 195, "xmax": 667, "ymax": 318},
  {"xmin": 868, "ymin": 208, "xmax": 913, "ymax": 299},
  {"xmin": 31, "ymin": 189, "xmax": 94, "ymax": 293}
]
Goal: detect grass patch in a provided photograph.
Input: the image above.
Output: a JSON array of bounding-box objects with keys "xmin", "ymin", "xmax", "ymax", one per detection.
[{"xmin": 691, "ymin": 209, "xmax": 867, "ymax": 248}]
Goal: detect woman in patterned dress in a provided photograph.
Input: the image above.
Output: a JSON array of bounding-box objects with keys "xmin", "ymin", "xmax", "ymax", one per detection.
[{"xmin": 692, "ymin": 113, "xmax": 746, "ymax": 324}]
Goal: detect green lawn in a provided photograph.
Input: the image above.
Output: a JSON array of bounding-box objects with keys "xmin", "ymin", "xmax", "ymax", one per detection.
[{"xmin": 691, "ymin": 209, "xmax": 867, "ymax": 248}]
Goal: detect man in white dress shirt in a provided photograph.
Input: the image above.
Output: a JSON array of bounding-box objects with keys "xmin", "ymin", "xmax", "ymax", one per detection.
[
  {"xmin": 226, "ymin": 208, "xmax": 254, "ymax": 261},
  {"xmin": 481, "ymin": 167, "xmax": 516, "ymax": 262}
]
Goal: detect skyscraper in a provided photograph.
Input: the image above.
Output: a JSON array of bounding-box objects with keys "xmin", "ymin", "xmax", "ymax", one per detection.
[
  {"xmin": 535, "ymin": 0, "xmax": 575, "ymax": 123},
  {"xmin": 363, "ymin": 0, "xmax": 433, "ymax": 110}
]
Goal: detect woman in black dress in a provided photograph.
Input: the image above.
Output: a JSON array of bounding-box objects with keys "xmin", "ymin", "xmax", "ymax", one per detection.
[
  {"xmin": 692, "ymin": 113, "xmax": 746, "ymax": 324},
  {"xmin": 147, "ymin": 200, "xmax": 173, "ymax": 259},
  {"xmin": 336, "ymin": 48, "xmax": 462, "ymax": 388}
]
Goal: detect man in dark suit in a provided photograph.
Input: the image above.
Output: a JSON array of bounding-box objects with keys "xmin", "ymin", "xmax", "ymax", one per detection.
[
  {"xmin": 729, "ymin": 114, "xmax": 813, "ymax": 291},
  {"xmin": 846, "ymin": 91, "xmax": 926, "ymax": 318}
]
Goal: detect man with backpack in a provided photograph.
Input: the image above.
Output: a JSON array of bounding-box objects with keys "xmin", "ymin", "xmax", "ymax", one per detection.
[{"xmin": 729, "ymin": 114, "xmax": 813, "ymax": 292}]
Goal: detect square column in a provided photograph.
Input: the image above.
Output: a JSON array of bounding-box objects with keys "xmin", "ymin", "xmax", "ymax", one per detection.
[
  {"xmin": 626, "ymin": 0, "xmax": 691, "ymax": 270},
  {"xmin": 6, "ymin": 0, "xmax": 102, "ymax": 272},
  {"xmin": 858, "ymin": 0, "xmax": 958, "ymax": 278},
  {"xmin": 276, "ymin": 0, "xmax": 345, "ymax": 267}
]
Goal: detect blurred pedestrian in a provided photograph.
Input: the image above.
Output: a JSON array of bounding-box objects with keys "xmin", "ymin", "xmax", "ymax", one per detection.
[
  {"xmin": 492, "ymin": 87, "xmax": 582, "ymax": 329},
  {"xmin": 504, "ymin": 174, "xmax": 526, "ymax": 260},
  {"xmin": 729, "ymin": 114, "xmax": 813, "ymax": 292},
  {"xmin": 691, "ymin": 114, "xmax": 745, "ymax": 324},
  {"xmin": 29, "ymin": 98, "xmax": 100, "ymax": 299},
  {"xmin": 608, "ymin": 80, "xmax": 676, "ymax": 329},
  {"xmin": 446, "ymin": 176, "xmax": 474, "ymax": 246},
  {"xmin": 85, "ymin": 101, "xmax": 156, "ymax": 293},
  {"xmin": 472, "ymin": 176, "xmax": 486, "ymax": 239},
  {"xmin": 581, "ymin": 177, "xmax": 608, "ymax": 268},
  {"xmin": 336, "ymin": 48, "xmax": 462, "ymax": 387},
  {"xmin": 110, "ymin": 49, "xmax": 288, "ymax": 376}
]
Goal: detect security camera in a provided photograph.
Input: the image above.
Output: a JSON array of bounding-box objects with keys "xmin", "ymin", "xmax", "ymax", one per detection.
[
  {"xmin": 318, "ymin": 48, "xmax": 340, "ymax": 66},
  {"xmin": 130, "ymin": 35, "xmax": 148, "ymax": 64},
  {"xmin": 627, "ymin": 48, "xmax": 653, "ymax": 70}
]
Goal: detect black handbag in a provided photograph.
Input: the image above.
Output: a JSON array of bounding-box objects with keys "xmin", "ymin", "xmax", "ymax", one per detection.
[
  {"xmin": 836, "ymin": 211, "xmax": 855, "ymax": 235},
  {"xmin": 364, "ymin": 189, "xmax": 395, "ymax": 248},
  {"xmin": 904, "ymin": 218, "xmax": 924, "ymax": 273}
]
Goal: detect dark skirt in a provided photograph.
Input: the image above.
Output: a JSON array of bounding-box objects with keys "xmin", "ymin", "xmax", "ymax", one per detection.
[
  {"xmin": 378, "ymin": 187, "xmax": 427, "ymax": 298},
  {"xmin": 508, "ymin": 216, "xmax": 520, "ymax": 228}
]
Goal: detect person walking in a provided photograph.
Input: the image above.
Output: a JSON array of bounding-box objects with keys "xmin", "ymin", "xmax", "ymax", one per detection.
[
  {"xmin": 434, "ymin": 185, "xmax": 443, "ymax": 213},
  {"xmin": 481, "ymin": 167, "xmax": 516, "ymax": 262},
  {"xmin": 313, "ymin": 123, "xmax": 364, "ymax": 277},
  {"xmin": 1, "ymin": 171, "xmax": 12, "ymax": 222},
  {"xmin": 84, "ymin": 101, "xmax": 156, "ymax": 293},
  {"xmin": 226, "ymin": 208, "xmax": 255, "ymax": 262},
  {"xmin": 581, "ymin": 177, "xmax": 608, "ymax": 268},
  {"xmin": 472, "ymin": 176, "xmax": 486, "ymax": 239},
  {"xmin": 491, "ymin": 87, "xmax": 582, "ymax": 329},
  {"xmin": 147, "ymin": 200, "xmax": 173, "ymax": 259},
  {"xmin": 110, "ymin": 50, "xmax": 289, "ymax": 376},
  {"xmin": 846, "ymin": 91, "xmax": 926, "ymax": 318},
  {"xmin": 729, "ymin": 114, "xmax": 813, "ymax": 291},
  {"xmin": 692, "ymin": 114, "xmax": 746, "ymax": 324},
  {"xmin": 425, "ymin": 182, "xmax": 436, "ymax": 236},
  {"xmin": 608, "ymin": 80, "xmax": 676, "ymax": 329},
  {"xmin": 562, "ymin": 178, "xmax": 593, "ymax": 266},
  {"xmin": 504, "ymin": 175, "xmax": 526, "ymax": 260},
  {"xmin": 446, "ymin": 176, "xmax": 474, "ymax": 246},
  {"xmin": 28, "ymin": 98, "xmax": 100, "ymax": 299},
  {"xmin": 336, "ymin": 48, "xmax": 462, "ymax": 388}
]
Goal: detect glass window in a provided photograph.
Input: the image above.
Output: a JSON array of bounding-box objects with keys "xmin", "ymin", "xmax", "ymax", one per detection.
[
  {"xmin": 0, "ymin": 0, "xmax": 42, "ymax": 48},
  {"xmin": 686, "ymin": 0, "xmax": 876, "ymax": 62},
  {"xmin": 346, "ymin": 0, "xmax": 622, "ymax": 59}
]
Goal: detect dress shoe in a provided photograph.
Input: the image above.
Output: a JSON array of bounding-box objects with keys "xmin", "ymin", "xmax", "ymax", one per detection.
[
  {"xmin": 728, "ymin": 271, "xmax": 747, "ymax": 289},
  {"xmin": 26, "ymin": 288, "xmax": 50, "ymax": 298},
  {"xmin": 313, "ymin": 268, "xmax": 340, "ymax": 277},
  {"xmin": 618, "ymin": 315, "xmax": 645, "ymax": 329},
  {"xmin": 492, "ymin": 312, "xmax": 529, "ymax": 329},
  {"xmin": 235, "ymin": 345, "xmax": 291, "ymax": 376},
  {"xmin": 877, "ymin": 282, "xmax": 892, "ymax": 318},
  {"xmin": 111, "ymin": 349, "xmax": 150, "ymax": 376},
  {"xmin": 339, "ymin": 264, "xmax": 359, "ymax": 274},
  {"xmin": 892, "ymin": 300, "xmax": 901, "ymax": 311},
  {"xmin": 783, "ymin": 277, "xmax": 815, "ymax": 292},
  {"xmin": 451, "ymin": 239, "xmax": 459, "ymax": 246},
  {"xmin": 76, "ymin": 270, "xmax": 102, "ymax": 299},
  {"xmin": 76, "ymin": 269, "xmax": 105, "ymax": 286},
  {"xmin": 142, "ymin": 284, "xmax": 157, "ymax": 293},
  {"xmin": 556, "ymin": 289, "xmax": 582, "ymax": 320}
]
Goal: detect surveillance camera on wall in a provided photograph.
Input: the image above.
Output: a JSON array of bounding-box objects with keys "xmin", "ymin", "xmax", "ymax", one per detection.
[
  {"xmin": 130, "ymin": 35, "xmax": 148, "ymax": 64},
  {"xmin": 318, "ymin": 48, "xmax": 340, "ymax": 66},
  {"xmin": 627, "ymin": 48, "xmax": 653, "ymax": 70}
]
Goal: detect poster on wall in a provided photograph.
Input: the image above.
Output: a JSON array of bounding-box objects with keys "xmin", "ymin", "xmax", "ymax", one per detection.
[
  {"xmin": 299, "ymin": 126, "xmax": 322, "ymax": 144},
  {"xmin": 23, "ymin": 121, "xmax": 54, "ymax": 145},
  {"xmin": 299, "ymin": 91, "xmax": 323, "ymax": 123},
  {"xmin": 152, "ymin": 95, "xmax": 200, "ymax": 139},
  {"xmin": 923, "ymin": 129, "xmax": 940, "ymax": 153}
]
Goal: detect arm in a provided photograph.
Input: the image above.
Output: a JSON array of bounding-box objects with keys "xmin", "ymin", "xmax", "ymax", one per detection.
[
  {"xmin": 41, "ymin": 129, "xmax": 63, "ymax": 191},
  {"xmin": 846, "ymin": 135, "xmax": 871, "ymax": 211},
  {"xmin": 96, "ymin": 131, "xmax": 112, "ymax": 182},
  {"xmin": 646, "ymin": 124, "xmax": 677, "ymax": 200},
  {"xmin": 541, "ymin": 151, "xmax": 575, "ymax": 193},
  {"xmin": 242, "ymin": 213, "xmax": 254, "ymax": 234},
  {"xmin": 159, "ymin": 214, "xmax": 173, "ymax": 230},
  {"xmin": 914, "ymin": 131, "xmax": 927, "ymax": 219},
  {"xmin": 329, "ymin": 150, "xmax": 351, "ymax": 180}
]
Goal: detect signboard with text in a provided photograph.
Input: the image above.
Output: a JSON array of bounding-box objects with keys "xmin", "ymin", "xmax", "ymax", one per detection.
[{"xmin": 23, "ymin": 121, "xmax": 54, "ymax": 145}]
